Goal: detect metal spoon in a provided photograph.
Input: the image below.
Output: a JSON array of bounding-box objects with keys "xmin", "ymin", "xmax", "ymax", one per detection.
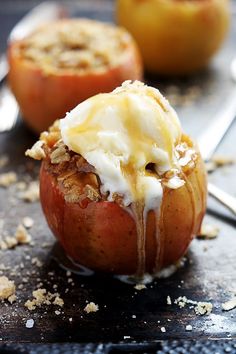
[{"xmin": 197, "ymin": 56, "xmax": 236, "ymax": 217}]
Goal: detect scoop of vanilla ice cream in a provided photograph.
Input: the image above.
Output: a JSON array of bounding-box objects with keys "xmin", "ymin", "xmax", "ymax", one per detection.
[{"xmin": 60, "ymin": 81, "xmax": 182, "ymax": 208}]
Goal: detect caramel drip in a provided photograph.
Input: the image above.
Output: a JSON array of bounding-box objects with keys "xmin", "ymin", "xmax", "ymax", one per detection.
[
  {"xmin": 130, "ymin": 202, "xmax": 146, "ymax": 278},
  {"xmin": 63, "ymin": 92, "xmax": 178, "ymax": 278},
  {"xmin": 153, "ymin": 205, "xmax": 163, "ymax": 274}
]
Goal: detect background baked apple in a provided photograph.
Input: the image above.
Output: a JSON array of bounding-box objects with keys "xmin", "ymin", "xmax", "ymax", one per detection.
[
  {"xmin": 26, "ymin": 81, "xmax": 207, "ymax": 277},
  {"xmin": 8, "ymin": 19, "xmax": 143, "ymax": 133},
  {"xmin": 116, "ymin": 0, "xmax": 230, "ymax": 75}
]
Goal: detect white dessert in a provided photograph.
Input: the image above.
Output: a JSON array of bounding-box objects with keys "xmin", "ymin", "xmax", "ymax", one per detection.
[{"xmin": 60, "ymin": 81, "xmax": 184, "ymax": 211}]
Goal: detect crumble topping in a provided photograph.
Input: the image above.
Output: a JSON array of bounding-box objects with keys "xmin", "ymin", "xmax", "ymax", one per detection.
[
  {"xmin": 194, "ymin": 302, "xmax": 213, "ymax": 316},
  {"xmin": 16, "ymin": 19, "xmax": 132, "ymax": 74},
  {"xmin": 0, "ymin": 276, "xmax": 16, "ymax": 301},
  {"xmin": 175, "ymin": 296, "xmax": 213, "ymax": 316},
  {"xmin": 0, "ymin": 224, "xmax": 31, "ymax": 250},
  {"xmin": 25, "ymin": 141, "xmax": 46, "ymax": 160},
  {"xmin": 50, "ymin": 140, "xmax": 70, "ymax": 164},
  {"xmin": 18, "ymin": 181, "xmax": 39, "ymax": 202},
  {"xmin": 15, "ymin": 224, "xmax": 32, "ymax": 244},
  {"xmin": 0, "ymin": 172, "xmax": 17, "ymax": 187},
  {"xmin": 25, "ymin": 289, "xmax": 64, "ymax": 311},
  {"xmin": 27, "ymin": 118, "xmax": 198, "ymax": 210},
  {"xmin": 84, "ymin": 302, "xmax": 99, "ymax": 313}
]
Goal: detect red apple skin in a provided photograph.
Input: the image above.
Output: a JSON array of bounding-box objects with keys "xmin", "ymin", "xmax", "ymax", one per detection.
[
  {"xmin": 8, "ymin": 28, "xmax": 143, "ymax": 134},
  {"xmin": 39, "ymin": 145, "xmax": 207, "ymax": 275},
  {"xmin": 116, "ymin": 0, "xmax": 230, "ymax": 75}
]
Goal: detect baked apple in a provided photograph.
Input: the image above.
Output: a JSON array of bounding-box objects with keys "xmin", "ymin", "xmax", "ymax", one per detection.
[
  {"xmin": 26, "ymin": 81, "xmax": 207, "ymax": 277},
  {"xmin": 8, "ymin": 19, "xmax": 143, "ymax": 133},
  {"xmin": 116, "ymin": 0, "xmax": 230, "ymax": 75}
]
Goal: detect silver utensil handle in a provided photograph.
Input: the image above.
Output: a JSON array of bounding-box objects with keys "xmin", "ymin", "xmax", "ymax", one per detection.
[
  {"xmin": 197, "ymin": 87, "xmax": 236, "ymax": 161},
  {"xmin": 0, "ymin": 54, "xmax": 8, "ymax": 83},
  {"xmin": 208, "ymin": 183, "xmax": 236, "ymax": 216},
  {"xmin": 8, "ymin": 2, "xmax": 65, "ymax": 43},
  {"xmin": 0, "ymin": 85, "xmax": 19, "ymax": 132},
  {"xmin": 0, "ymin": 2, "xmax": 65, "ymax": 84}
]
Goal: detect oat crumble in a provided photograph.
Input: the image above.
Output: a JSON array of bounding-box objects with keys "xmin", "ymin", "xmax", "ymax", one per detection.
[
  {"xmin": 194, "ymin": 302, "xmax": 213, "ymax": 316},
  {"xmin": 15, "ymin": 224, "xmax": 32, "ymax": 244},
  {"xmin": 25, "ymin": 289, "xmax": 64, "ymax": 311},
  {"xmin": 17, "ymin": 19, "xmax": 132, "ymax": 74},
  {"xmin": 174, "ymin": 296, "xmax": 213, "ymax": 316},
  {"xmin": 0, "ymin": 276, "xmax": 16, "ymax": 301},
  {"xmin": 25, "ymin": 141, "xmax": 46, "ymax": 160},
  {"xmin": 18, "ymin": 181, "xmax": 39, "ymax": 202},
  {"xmin": 0, "ymin": 172, "xmax": 17, "ymax": 187},
  {"xmin": 84, "ymin": 302, "xmax": 99, "ymax": 313}
]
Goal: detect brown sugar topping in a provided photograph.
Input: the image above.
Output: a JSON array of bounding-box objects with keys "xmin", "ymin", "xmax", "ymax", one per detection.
[{"xmin": 16, "ymin": 19, "xmax": 132, "ymax": 73}]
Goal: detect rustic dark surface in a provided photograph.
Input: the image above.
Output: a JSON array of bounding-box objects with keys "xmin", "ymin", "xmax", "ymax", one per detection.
[{"xmin": 0, "ymin": 0, "xmax": 236, "ymax": 348}]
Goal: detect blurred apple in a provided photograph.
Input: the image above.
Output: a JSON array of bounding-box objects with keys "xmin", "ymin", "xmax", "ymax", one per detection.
[
  {"xmin": 116, "ymin": 0, "xmax": 230, "ymax": 75},
  {"xmin": 8, "ymin": 19, "xmax": 143, "ymax": 133}
]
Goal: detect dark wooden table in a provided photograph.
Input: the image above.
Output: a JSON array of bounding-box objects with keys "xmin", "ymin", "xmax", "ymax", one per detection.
[{"xmin": 0, "ymin": 1, "xmax": 235, "ymax": 352}]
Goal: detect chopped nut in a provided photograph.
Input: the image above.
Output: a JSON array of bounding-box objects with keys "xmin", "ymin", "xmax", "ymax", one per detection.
[
  {"xmin": 197, "ymin": 224, "xmax": 219, "ymax": 240},
  {"xmin": 84, "ymin": 302, "xmax": 99, "ymax": 313},
  {"xmin": 167, "ymin": 295, "xmax": 172, "ymax": 305},
  {"xmin": 0, "ymin": 276, "xmax": 15, "ymax": 300},
  {"xmin": 222, "ymin": 297, "xmax": 236, "ymax": 311},
  {"xmin": 0, "ymin": 172, "xmax": 17, "ymax": 187},
  {"xmin": 161, "ymin": 327, "xmax": 166, "ymax": 333},
  {"xmin": 25, "ymin": 141, "xmax": 46, "ymax": 160}
]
